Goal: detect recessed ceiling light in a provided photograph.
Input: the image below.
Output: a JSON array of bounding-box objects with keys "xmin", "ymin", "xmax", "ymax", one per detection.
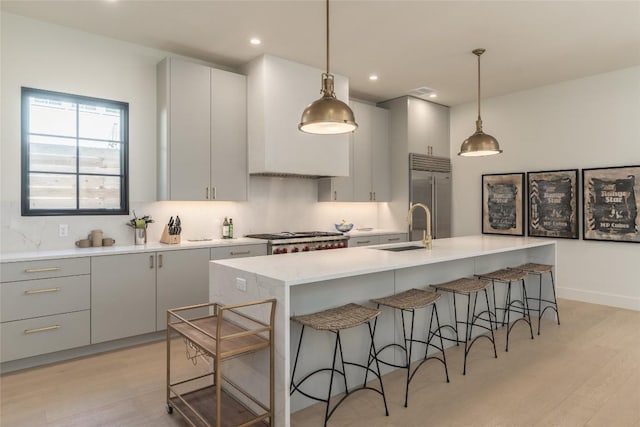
[
  {"xmin": 369, "ymin": 74, "xmax": 378, "ymax": 81},
  {"xmin": 250, "ymin": 38, "xmax": 262, "ymax": 46},
  {"xmin": 429, "ymin": 93, "xmax": 438, "ymax": 98}
]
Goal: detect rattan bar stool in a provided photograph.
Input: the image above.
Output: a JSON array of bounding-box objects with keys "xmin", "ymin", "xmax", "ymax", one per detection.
[
  {"xmin": 430, "ymin": 277, "xmax": 497, "ymax": 375},
  {"xmin": 370, "ymin": 288, "xmax": 449, "ymax": 408},
  {"xmin": 477, "ymin": 269, "xmax": 534, "ymax": 351},
  {"xmin": 290, "ymin": 303, "xmax": 389, "ymax": 427},
  {"xmin": 509, "ymin": 263, "xmax": 560, "ymax": 335}
]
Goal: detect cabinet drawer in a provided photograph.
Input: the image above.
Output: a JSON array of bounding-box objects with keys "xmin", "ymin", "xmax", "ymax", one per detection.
[
  {"xmin": 1, "ymin": 275, "xmax": 90, "ymax": 322},
  {"xmin": 379, "ymin": 233, "xmax": 408, "ymax": 244},
  {"xmin": 211, "ymin": 244, "xmax": 267, "ymax": 260},
  {"xmin": 1, "ymin": 310, "xmax": 90, "ymax": 362},
  {"xmin": 348, "ymin": 236, "xmax": 380, "ymax": 247},
  {"xmin": 1, "ymin": 258, "xmax": 90, "ymax": 283}
]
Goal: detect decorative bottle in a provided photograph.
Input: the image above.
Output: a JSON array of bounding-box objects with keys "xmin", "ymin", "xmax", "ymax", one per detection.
[
  {"xmin": 222, "ymin": 217, "xmax": 229, "ymax": 239},
  {"xmin": 228, "ymin": 218, "xmax": 234, "ymax": 239}
]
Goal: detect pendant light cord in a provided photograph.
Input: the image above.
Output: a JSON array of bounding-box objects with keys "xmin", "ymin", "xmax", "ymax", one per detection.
[
  {"xmin": 326, "ymin": 0, "xmax": 330, "ymax": 75},
  {"xmin": 477, "ymin": 52, "xmax": 481, "ymax": 121}
]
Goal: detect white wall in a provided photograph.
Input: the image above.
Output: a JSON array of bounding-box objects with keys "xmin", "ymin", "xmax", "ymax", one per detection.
[
  {"xmin": 450, "ymin": 66, "xmax": 640, "ymax": 310},
  {"xmin": 0, "ymin": 13, "xmax": 389, "ymax": 253}
]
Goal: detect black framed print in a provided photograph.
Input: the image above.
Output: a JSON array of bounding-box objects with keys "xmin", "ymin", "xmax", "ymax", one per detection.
[
  {"xmin": 528, "ymin": 169, "xmax": 579, "ymax": 239},
  {"xmin": 583, "ymin": 165, "xmax": 640, "ymax": 243},
  {"xmin": 482, "ymin": 173, "xmax": 525, "ymax": 236}
]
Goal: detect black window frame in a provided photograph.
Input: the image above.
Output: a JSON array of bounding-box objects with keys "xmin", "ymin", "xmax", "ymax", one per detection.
[{"xmin": 21, "ymin": 87, "xmax": 129, "ymax": 216}]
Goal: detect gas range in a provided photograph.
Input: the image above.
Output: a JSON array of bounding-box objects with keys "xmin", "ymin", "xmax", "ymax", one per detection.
[{"xmin": 245, "ymin": 231, "xmax": 349, "ymax": 254}]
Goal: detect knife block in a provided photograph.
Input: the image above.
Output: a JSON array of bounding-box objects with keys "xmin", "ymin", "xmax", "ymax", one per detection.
[{"xmin": 160, "ymin": 225, "xmax": 181, "ymax": 244}]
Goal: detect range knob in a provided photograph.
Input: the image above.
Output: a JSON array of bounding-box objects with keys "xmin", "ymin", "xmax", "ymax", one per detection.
[
  {"xmin": 303, "ymin": 246, "xmax": 310, "ymax": 252},
  {"xmin": 316, "ymin": 245, "xmax": 323, "ymax": 250},
  {"xmin": 281, "ymin": 248, "xmax": 288, "ymax": 254},
  {"xmin": 292, "ymin": 247, "xmax": 300, "ymax": 253},
  {"xmin": 273, "ymin": 248, "xmax": 281, "ymax": 254}
]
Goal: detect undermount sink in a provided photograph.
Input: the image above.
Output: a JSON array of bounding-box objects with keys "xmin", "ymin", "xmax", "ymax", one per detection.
[{"xmin": 376, "ymin": 245, "xmax": 426, "ymax": 252}]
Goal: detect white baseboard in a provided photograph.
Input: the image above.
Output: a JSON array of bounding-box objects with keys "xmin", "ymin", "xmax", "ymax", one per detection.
[{"xmin": 558, "ymin": 287, "xmax": 640, "ymax": 311}]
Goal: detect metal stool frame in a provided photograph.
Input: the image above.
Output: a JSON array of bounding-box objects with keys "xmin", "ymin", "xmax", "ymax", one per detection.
[
  {"xmin": 290, "ymin": 320, "xmax": 389, "ymax": 427},
  {"xmin": 509, "ymin": 266, "xmax": 560, "ymax": 335},
  {"xmin": 479, "ymin": 275, "xmax": 534, "ymax": 351},
  {"xmin": 371, "ymin": 300, "xmax": 449, "ymax": 407},
  {"xmin": 431, "ymin": 283, "xmax": 498, "ymax": 375}
]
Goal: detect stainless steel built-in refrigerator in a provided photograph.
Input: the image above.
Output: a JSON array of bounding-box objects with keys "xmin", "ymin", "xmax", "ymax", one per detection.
[{"xmin": 409, "ymin": 153, "xmax": 452, "ymax": 241}]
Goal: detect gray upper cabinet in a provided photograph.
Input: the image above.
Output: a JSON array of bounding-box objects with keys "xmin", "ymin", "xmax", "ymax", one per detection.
[
  {"xmin": 318, "ymin": 101, "xmax": 390, "ymax": 202},
  {"xmin": 407, "ymin": 97, "xmax": 450, "ymax": 158},
  {"xmin": 157, "ymin": 57, "xmax": 247, "ymax": 201}
]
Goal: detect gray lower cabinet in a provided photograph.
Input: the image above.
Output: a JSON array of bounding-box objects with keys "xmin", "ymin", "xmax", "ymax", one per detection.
[
  {"xmin": 156, "ymin": 248, "xmax": 210, "ymax": 330},
  {"xmin": 0, "ymin": 257, "xmax": 90, "ymax": 362},
  {"xmin": 91, "ymin": 253, "xmax": 157, "ymax": 344},
  {"xmin": 348, "ymin": 233, "xmax": 408, "ymax": 247}
]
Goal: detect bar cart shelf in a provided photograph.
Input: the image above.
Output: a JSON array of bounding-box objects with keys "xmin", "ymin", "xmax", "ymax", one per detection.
[{"xmin": 166, "ymin": 299, "xmax": 276, "ymax": 427}]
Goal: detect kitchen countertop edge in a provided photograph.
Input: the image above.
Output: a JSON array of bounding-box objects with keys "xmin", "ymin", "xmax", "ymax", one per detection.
[{"xmin": 0, "ymin": 238, "xmax": 267, "ymax": 263}]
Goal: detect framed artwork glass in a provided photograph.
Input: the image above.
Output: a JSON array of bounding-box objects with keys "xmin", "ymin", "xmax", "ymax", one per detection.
[
  {"xmin": 527, "ymin": 169, "xmax": 579, "ymax": 239},
  {"xmin": 482, "ymin": 173, "xmax": 525, "ymax": 236},
  {"xmin": 583, "ymin": 165, "xmax": 640, "ymax": 243}
]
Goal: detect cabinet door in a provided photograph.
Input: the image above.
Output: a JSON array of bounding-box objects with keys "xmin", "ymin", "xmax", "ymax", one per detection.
[
  {"xmin": 156, "ymin": 248, "xmax": 209, "ymax": 330},
  {"xmin": 91, "ymin": 253, "xmax": 157, "ymax": 343},
  {"xmin": 371, "ymin": 107, "xmax": 390, "ymax": 201},
  {"xmin": 210, "ymin": 69, "xmax": 247, "ymax": 201},
  {"xmin": 352, "ymin": 101, "xmax": 373, "ymax": 202},
  {"xmin": 427, "ymin": 103, "xmax": 450, "ymax": 158},
  {"xmin": 348, "ymin": 235, "xmax": 380, "ymax": 247}
]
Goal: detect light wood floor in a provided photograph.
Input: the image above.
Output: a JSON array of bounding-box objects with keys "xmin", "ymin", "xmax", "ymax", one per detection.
[{"xmin": 1, "ymin": 299, "xmax": 639, "ymax": 427}]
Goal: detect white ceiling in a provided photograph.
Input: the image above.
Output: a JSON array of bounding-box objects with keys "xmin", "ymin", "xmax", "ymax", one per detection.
[{"xmin": 2, "ymin": 0, "xmax": 639, "ymax": 106}]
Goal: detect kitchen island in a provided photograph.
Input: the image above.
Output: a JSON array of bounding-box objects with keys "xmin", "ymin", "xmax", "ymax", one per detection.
[{"xmin": 209, "ymin": 235, "xmax": 556, "ymax": 427}]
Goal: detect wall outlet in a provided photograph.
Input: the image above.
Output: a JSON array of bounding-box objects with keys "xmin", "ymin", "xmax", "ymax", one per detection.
[
  {"xmin": 58, "ymin": 224, "xmax": 69, "ymax": 237},
  {"xmin": 235, "ymin": 277, "xmax": 247, "ymax": 292}
]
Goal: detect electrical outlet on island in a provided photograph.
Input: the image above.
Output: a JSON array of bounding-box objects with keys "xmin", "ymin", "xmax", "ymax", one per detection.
[{"xmin": 59, "ymin": 224, "xmax": 69, "ymax": 237}]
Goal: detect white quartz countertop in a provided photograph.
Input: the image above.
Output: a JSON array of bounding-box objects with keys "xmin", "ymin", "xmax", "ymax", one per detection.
[
  {"xmin": 0, "ymin": 237, "xmax": 265, "ymax": 263},
  {"xmin": 213, "ymin": 235, "xmax": 555, "ymax": 286}
]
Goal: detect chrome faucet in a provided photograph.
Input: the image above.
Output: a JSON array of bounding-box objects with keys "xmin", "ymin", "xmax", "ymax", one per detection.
[{"xmin": 408, "ymin": 202, "xmax": 433, "ymax": 249}]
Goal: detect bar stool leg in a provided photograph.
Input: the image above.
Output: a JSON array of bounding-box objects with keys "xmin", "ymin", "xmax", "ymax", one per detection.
[
  {"xmin": 323, "ymin": 331, "xmax": 341, "ymax": 427},
  {"xmin": 336, "ymin": 332, "xmax": 349, "ymax": 396},
  {"xmin": 463, "ymin": 294, "xmax": 473, "ymax": 375},
  {"xmin": 452, "ymin": 293, "xmax": 460, "ymax": 346},
  {"xmin": 491, "ymin": 281, "xmax": 499, "ymax": 330},
  {"xmin": 290, "ymin": 326, "xmax": 306, "ymax": 393},
  {"xmin": 483, "ymin": 288, "xmax": 498, "ymax": 358},
  {"xmin": 522, "ymin": 278, "xmax": 534, "ymax": 340},
  {"xmin": 550, "ymin": 271, "xmax": 561, "ymax": 325},
  {"xmin": 537, "ymin": 274, "xmax": 543, "ymax": 335},
  {"xmin": 367, "ymin": 321, "xmax": 389, "ymax": 416},
  {"xmin": 402, "ymin": 309, "xmax": 416, "ymax": 407},
  {"xmin": 432, "ymin": 304, "xmax": 450, "ymax": 383},
  {"xmin": 505, "ymin": 282, "xmax": 512, "ymax": 352}
]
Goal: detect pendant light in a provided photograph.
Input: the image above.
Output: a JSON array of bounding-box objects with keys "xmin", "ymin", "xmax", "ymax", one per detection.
[
  {"xmin": 299, "ymin": 0, "xmax": 357, "ymax": 135},
  {"xmin": 458, "ymin": 48, "xmax": 502, "ymax": 157}
]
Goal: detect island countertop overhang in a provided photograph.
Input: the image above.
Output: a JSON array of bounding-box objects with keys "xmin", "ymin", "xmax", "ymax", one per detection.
[{"xmin": 211, "ymin": 235, "xmax": 556, "ymax": 287}]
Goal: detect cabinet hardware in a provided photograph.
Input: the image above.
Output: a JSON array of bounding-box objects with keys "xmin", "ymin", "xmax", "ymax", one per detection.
[
  {"xmin": 206, "ymin": 187, "xmax": 209, "ymax": 200},
  {"xmin": 212, "ymin": 187, "xmax": 217, "ymax": 200},
  {"xmin": 369, "ymin": 192, "xmax": 372, "ymax": 201},
  {"xmin": 357, "ymin": 240, "xmax": 371, "ymax": 244},
  {"xmin": 373, "ymin": 192, "xmax": 376, "ymax": 201},
  {"xmin": 387, "ymin": 237, "xmax": 400, "ymax": 242},
  {"xmin": 24, "ymin": 325, "xmax": 60, "ymax": 335},
  {"xmin": 230, "ymin": 251, "xmax": 250, "ymax": 256},
  {"xmin": 334, "ymin": 190, "xmax": 337, "ymax": 201},
  {"xmin": 24, "ymin": 287, "xmax": 61, "ymax": 295},
  {"xmin": 159, "ymin": 254, "xmax": 163, "ymax": 268},
  {"xmin": 149, "ymin": 255, "xmax": 154, "ymax": 269},
  {"xmin": 24, "ymin": 267, "xmax": 61, "ymax": 273}
]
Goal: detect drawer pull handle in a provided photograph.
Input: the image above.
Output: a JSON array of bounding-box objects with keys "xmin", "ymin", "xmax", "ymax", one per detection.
[
  {"xmin": 230, "ymin": 251, "xmax": 250, "ymax": 256},
  {"xmin": 357, "ymin": 240, "xmax": 371, "ymax": 244},
  {"xmin": 24, "ymin": 267, "xmax": 61, "ymax": 273},
  {"xmin": 387, "ymin": 238, "xmax": 400, "ymax": 241},
  {"xmin": 24, "ymin": 287, "xmax": 61, "ymax": 295},
  {"xmin": 24, "ymin": 325, "xmax": 61, "ymax": 335}
]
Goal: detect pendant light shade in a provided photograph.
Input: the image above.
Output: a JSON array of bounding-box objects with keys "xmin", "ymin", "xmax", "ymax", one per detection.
[
  {"xmin": 299, "ymin": 0, "xmax": 357, "ymax": 135},
  {"xmin": 458, "ymin": 49, "xmax": 502, "ymax": 157}
]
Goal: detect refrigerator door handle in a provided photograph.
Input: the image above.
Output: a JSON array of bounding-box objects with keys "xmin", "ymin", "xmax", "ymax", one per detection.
[{"xmin": 431, "ymin": 177, "xmax": 436, "ymax": 239}]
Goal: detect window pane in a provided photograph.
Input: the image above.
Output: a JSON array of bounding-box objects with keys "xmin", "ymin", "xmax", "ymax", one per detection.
[
  {"xmin": 29, "ymin": 135, "xmax": 77, "ymax": 173},
  {"xmin": 79, "ymin": 104, "xmax": 122, "ymax": 141},
  {"xmin": 29, "ymin": 97, "xmax": 77, "ymax": 138},
  {"xmin": 79, "ymin": 140, "xmax": 122, "ymax": 175},
  {"xmin": 79, "ymin": 175, "xmax": 121, "ymax": 209},
  {"xmin": 29, "ymin": 173, "xmax": 76, "ymax": 210}
]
